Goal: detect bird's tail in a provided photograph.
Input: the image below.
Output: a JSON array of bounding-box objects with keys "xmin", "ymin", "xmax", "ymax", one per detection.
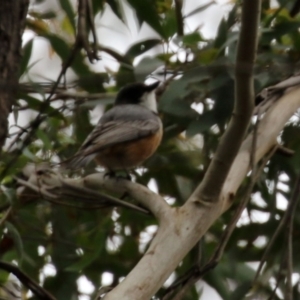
[{"xmin": 60, "ymin": 153, "xmax": 96, "ymax": 170}]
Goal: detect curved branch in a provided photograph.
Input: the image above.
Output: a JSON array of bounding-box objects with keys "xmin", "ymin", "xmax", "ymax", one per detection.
[
  {"xmin": 0, "ymin": 261, "xmax": 56, "ymax": 300},
  {"xmin": 191, "ymin": 0, "xmax": 261, "ymax": 202},
  {"xmin": 83, "ymin": 173, "xmax": 171, "ymax": 223},
  {"xmin": 102, "ymin": 86, "xmax": 300, "ymax": 300},
  {"xmin": 16, "ymin": 169, "xmax": 150, "ymax": 215},
  {"xmin": 222, "ymin": 86, "xmax": 300, "ymax": 210}
]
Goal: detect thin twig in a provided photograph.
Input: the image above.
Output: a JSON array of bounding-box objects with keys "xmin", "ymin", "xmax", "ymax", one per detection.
[
  {"xmin": 15, "ymin": 177, "xmax": 149, "ymax": 214},
  {"xmin": 1, "ymin": 46, "xmax": 80, "ymax": 178},
  {"xmin": 191, "ymin": 0, "xmax": 261, "ymax": 203},
  {"xmin": 86, "ymin": 0, "xmax": 98, "ymax": 57},
  {"xmin": 0, "ymin": 261, "xmax": 56, "ymax": 300},
  {"xmin": 284, "ymin": 173, "xmax": 300, "ymax": 300},
  {"xmin": 0, "ymin": 206, "xmax": 12, "ymax": 227},
  {"xmin": 174, "ymin": 0, "xmax": 184, "ymax": 36},
  {"xmin": 253, "ymin": 174, "xmax": 300, "ymax": 283},
  {"xmin": 285, "ymin": 196, "xmax": 294, "ymax": 300},
  {"xmin": 163, "ymin": 113, "xmax": 276, "ymax": 300},
  {"xmin": 2, "ymin": 0, "xmax": 100, "ymax": 178},
  {"xmin": 267, "ymin": 250, "xmax": 288, "ymax": 300},
  {"xmin": 0, "ymin": 203, "xmax": 10, "ymax": 214},
  {"xmin": 77, "ymin": 0, "xmax": 99, "ymax": 62}
]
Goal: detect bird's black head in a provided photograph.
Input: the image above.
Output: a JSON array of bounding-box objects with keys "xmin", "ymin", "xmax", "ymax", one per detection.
[{"xmin": 114, "ymin": 82, "xmax": 160, "ymax": 108}]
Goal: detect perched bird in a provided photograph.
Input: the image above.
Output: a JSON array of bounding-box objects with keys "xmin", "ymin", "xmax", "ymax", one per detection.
[{"xmin": 66, "ymin": 82, "xmax": 162, "ymax": 174}]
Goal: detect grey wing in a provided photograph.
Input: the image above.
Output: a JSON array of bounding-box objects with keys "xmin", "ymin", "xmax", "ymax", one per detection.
[{"xmin": 67, "ymin": 117, "xmax": 161, "ymax": 169}]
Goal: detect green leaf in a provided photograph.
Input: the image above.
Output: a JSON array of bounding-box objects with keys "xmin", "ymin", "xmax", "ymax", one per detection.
[
  {"xmin": 23, "ymin": 148, "xmax": 38, "ymax": 161},
  {"xmin": 106, "ymin": 0, "xmax": 124, "ymax": 22},
  {"xmin": 0, "ymin": 270, "xmax": 10, "ymax": 285},
  {"xmin": 43, "ymin": 34, "xmax": 70, "ymax": 60},
  {"xmin": 66, "ymin": 234, "xmax": 105, "ymax": 272},
  {"xmin": 76, "ymin": 73, "xmax": 108, "ymax": 93},
  {"xmin": 20, "ymin": 94, "xmax": 65, "ymax": 119},
  {"xmin": 13, "ymin": 108, "xmax": 19, "ymax": 124},
  {"xmin": 206, "ymin": 268, "xmax": 231, "ymax": 299},
  {"xmin": 5, "ymin": 222, "xmax": 23, "ymax": 262},
  {"xmin": 20, "ymin": 39, "xmax": 33, "ymax": 77},
  {"xmin": 127, "ymin": 0, "xmax": 164, "ymax": 36},
  {"xmin": 196, "ymin": 48, "xmax": 218, "ymax": 64},
  {"xmin": 80, "ymin": 97, "xmax": 115, "ymax": 108},
  {"xmin": 126, "ymin": 39, "xmax": 161, "ymax": 62},
  {"xmin": 43, "ymin": 34, "xmax": 90, "ymax": 76},
  {"xmin": 92, "ymin": 0, "xmax": 104, "ymax": 13},
  {"xmin": 186, "ymin": 112, "xmax": 217, "ymax": 136},
  {"xmin": 184, "ymin": 1, "xmax": 215, "ymax": 19},
  {"xmin": 36, "ymin": 129, "xmax": 52, "ymax": 150},
  {"xmin": 182, "ymin": 32, "xmax": 203, "ymax": 46},
  {"xmin": 230, "ymin": 281, "xmax": 252, "ymax": 300},
  {"xmin": 134, "ymin": 57, "xmax": 164, "ymax": 81},
  {"xmin": 214, "ymin": 18, "xmax": 228, "ymax": 50},
  {"xmin": 159, "ymin": 67, "xmax": 210, "ymax": 116},
  {"xmin": 159, "ymin": 79, "xmax": 190, "ymax": 114},
  {"xmin": 274, "ymin": 20, "xmax": 300, "ymax": 36},
  {"xmin": 29, "ymin": 11, "xmax": 57, "ymax": 19},
  {"xmin": 162, "ymin": 9, "xmax": 177, "ymax": 38},
  {"xmin": 116, "ymin": 65, "xmax": 135, "ymax": 87},
  {"xmin": 227, "ymin": 4, "xmax": 238, "ymax": 28},
  {"xmin": 58, "ymin": 0, "xmax": 76, "ymax": 33},
  {"xmin": 73, "ymin": 107, "xmax": 94, "ymax": 144}
]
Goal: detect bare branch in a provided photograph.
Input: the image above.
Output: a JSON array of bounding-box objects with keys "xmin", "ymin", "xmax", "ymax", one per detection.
[
  {"xmin": 191, "ymin": 0, "xmax": 261, "ymax": 203},
  {"xmin": 77, "ymin": 0, "xmax": 99, "ymax": 62},
  {"xmin": 102, "ymin": 84, "xmax": 300, "ymax": 300},
  {"xmin": 222, "ymin": 86, "xmax": 300, "ymax": 211},
  {"xmin": 83, "ymin": 173, "xmax": 171, "ymax": 222},
  {"xmin": 16, "ymin": 168, "xmax": 151, "ymax": 215},
  {"xmin": 174, "ymin": 0, "xmax": 184, "ymax": 36},
  {"xmin": 0, "ymin": 206, "xmax": 12, "ymax": 228},
  {"xmin": 253, "ymin": 174, "xmax": 300, "ymax": 284},
  {"xmin": 0, "ymin": 261, "xmax": 56, "ymax": 300},
  {"xmin": 163, "ymin": 144, "xmax": 277, "ymax": 300}
]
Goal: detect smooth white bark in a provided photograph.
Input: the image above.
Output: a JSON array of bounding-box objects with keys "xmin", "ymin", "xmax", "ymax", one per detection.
[
  {"xmin": 103, "ymin": 86, "xmax": 300, "ymax": 300},
  {"xmin": 17, "ymin": 87, "xmax": 300, "ymax": 300}
]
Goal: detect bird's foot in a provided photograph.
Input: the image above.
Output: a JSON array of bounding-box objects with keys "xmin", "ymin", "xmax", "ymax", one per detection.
[
  {"xmin": 104, "ymin": 170, "xmax": 132, "ymax": 181},
  {"xmin": 104, "ymin": 170, "xmax": 116, "ymax": 178}
]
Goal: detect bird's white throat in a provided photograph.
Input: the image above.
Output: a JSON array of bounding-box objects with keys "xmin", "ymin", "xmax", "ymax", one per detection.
[{"xmin": 140, "ymin": 90, "xmax": 157, "ymax": 113}]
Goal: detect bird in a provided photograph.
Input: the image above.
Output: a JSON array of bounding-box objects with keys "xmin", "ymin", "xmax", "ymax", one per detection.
[{"xmin": 65, "ymin": 81, "xmax": 163, "ymax": 175}]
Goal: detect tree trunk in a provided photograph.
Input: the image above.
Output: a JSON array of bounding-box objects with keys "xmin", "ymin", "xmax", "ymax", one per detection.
[{"xmin": 0, "ymin": 0, "xmax": 29, "ymax": 152}]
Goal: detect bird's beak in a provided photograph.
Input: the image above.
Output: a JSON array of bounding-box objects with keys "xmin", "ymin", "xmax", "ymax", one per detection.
[{"xmin": 146, "ymin": 81, "xmax": 160, "ymax": 92}]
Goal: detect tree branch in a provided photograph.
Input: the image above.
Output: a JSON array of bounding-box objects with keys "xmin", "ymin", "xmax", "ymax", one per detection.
[
  {"xmin": 174, "ymin": 0, "xmax": 184, "ymax": 36},
  {"xmin": 0, "ymin": 261, "xmax": 56, "ymax": 300},
  {"xmin": 83, "ymin": 174, "xmax": 171, "ymax": 222},
  {"xmin": 16, "ymin": 168, "xmax": 150, "ymax": 215},
  {"xmin": 191, "ymin": 0, "xmax": 261, "ymax": 202},
  {"xmin": 222, "ymin": 86, "xmax": 300, "ymax": 211},
  {"xmin": 101, "ymin": 85, "xmax": 300, "ymax": 300},
  {"xmin": 0, "ymin": 0, "xmax": 29, "ymax": 152}
]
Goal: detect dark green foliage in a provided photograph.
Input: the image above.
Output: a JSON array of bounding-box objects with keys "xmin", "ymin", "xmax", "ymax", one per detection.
[{"xmin": 1, "ymin": 1, "xmax": 300, "ymax": 299}]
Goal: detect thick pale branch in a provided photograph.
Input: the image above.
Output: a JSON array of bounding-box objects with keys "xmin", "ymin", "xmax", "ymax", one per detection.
[
  {"xmin": 102, "ymin": 202, "xmax": 220, "ymax": 300},
  {"xmin": 16, "ymin": 167, "xmax": 170, "ymax": 221},
  {"xmin": 102, "ymin": 85, "xmax": 300, "ymax": 300},
  {"xmin": 192, "ymin": 0, "xmax": 261, "ymax": 202},
  {"xmin": 222, "ymin": 86, "xmax": 300, "ymax": 211},
  {"xmin": 0, "ymin": 261, "xmax": 55, "ymax": 300},
  {"xmin": 83, "ymin": 173, "xmax": 171, "ymax": 222}
]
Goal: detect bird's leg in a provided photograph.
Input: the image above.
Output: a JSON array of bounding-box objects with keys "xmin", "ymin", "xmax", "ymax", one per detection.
[
  {"xmin": 119, "ymin": 170, "xmax": 131, "ymax": 199},
  {"xmin": 104, "ymin": 170, "xmax": 131, "ymax": 198},
  {"xmin": 124, "ymin": 170, "xmax": 132, "ymax": 181},
  {"xmin": 104, "ymin": 170, "xmax": 116, "ymax": 178}
]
